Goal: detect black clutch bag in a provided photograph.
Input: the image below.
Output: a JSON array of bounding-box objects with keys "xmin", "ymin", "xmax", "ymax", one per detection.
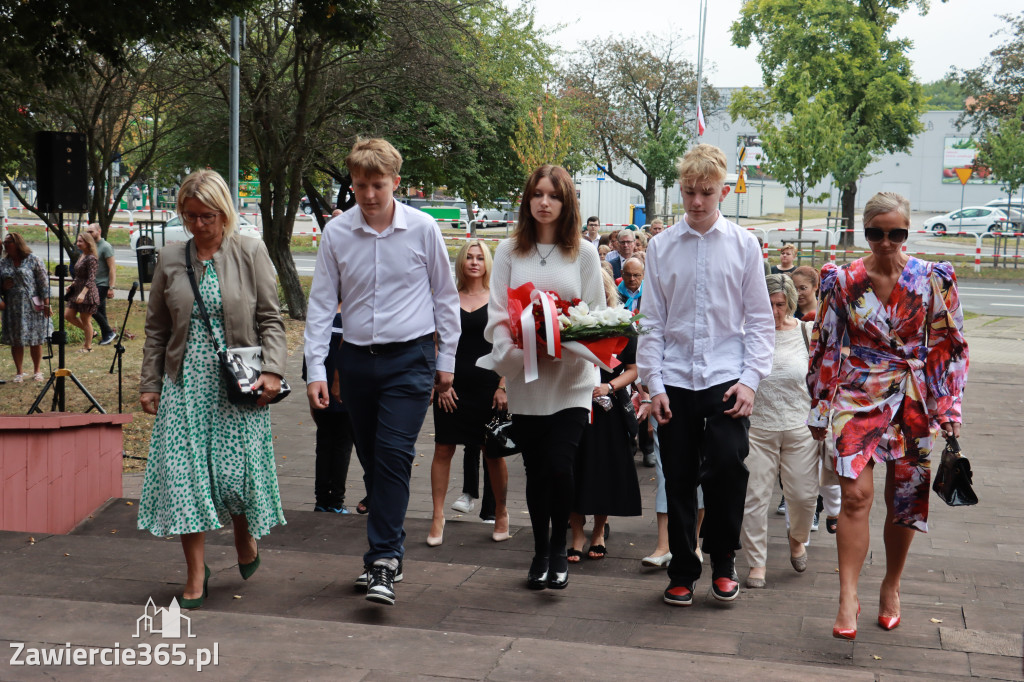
[
  {"xmin": 484, "ymin": 412, "xmax": 520, "ymax": 458},
  {"xmin": 932, "ymin": 435, "xmax": 978, "ymax": 507}
]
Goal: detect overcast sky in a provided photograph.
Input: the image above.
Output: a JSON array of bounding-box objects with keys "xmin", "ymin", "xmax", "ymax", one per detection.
[{"xmin": 520, "ymin": 0, "xmax": 1024, "ymax": 88}]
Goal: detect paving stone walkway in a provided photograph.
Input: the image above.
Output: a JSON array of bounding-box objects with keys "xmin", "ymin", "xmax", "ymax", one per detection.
[{"xmin": 2, "ymin": 317, "xmax": 1022, "ymax": 680}]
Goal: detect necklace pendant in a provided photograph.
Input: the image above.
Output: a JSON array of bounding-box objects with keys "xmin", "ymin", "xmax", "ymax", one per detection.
[{"xmin": 540, "ymin": 258, "xmax": 547, "ymax": 266}]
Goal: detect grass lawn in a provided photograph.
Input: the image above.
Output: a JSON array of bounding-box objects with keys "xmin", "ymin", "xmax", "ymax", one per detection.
[{"xmin": 0, "ymin": 293, "xmax": 307, "ymax": 473}]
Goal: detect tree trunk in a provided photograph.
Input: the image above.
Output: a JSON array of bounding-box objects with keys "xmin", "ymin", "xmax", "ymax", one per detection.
[
  {"xmin": 839, "ymin": 181, "xmax": 857, "ymax": 247},
  {"xmin": 265, "ymin": 226, "xmax": 307, "ymax": 320},
  {"xmin": 643, "ymin": 178, "xmax": 657, "ymax": 227},
  {"xmin": 798, "ymin": 192, "xmax": 804, "ymax": 239}
]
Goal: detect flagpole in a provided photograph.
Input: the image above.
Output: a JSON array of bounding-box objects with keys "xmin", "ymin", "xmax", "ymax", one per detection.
[{"xmin": 694, "ymin": 0, "xmax": 708, "ymax": 138}]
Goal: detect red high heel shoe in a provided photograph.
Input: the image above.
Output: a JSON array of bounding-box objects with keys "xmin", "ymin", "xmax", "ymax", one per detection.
[
  {"xmin": 832, "ymin": 602, "xmax": 861, "ymax": 640},
  {"xmin": 878, "ymin": 590, "xmax": 901, "ymax": 630}
]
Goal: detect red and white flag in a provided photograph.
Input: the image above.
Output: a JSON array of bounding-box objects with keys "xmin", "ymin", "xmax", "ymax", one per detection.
[{"xmin": 697, "ymin": 103, "xmax": 706, "ymax": 136}]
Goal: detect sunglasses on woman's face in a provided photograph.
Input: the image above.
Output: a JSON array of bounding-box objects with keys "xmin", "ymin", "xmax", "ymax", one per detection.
[{"xmin": 864, "ymin": 227, "xmax": 909, "ymax": 243}]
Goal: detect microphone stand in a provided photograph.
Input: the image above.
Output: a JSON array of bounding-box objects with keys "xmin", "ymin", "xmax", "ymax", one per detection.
[{"xmin": 109, "ymin": 281, "xmax": 140, "ymax": 414}]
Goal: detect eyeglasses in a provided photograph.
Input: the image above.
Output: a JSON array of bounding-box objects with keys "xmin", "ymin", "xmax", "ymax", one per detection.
[
  {"xmin": 181, "ymin": 212, "xmax": 222, "ymax": 226},
  {"xmin": 864, "ymin": 227, "xmax": 909, "ymax": 243}
]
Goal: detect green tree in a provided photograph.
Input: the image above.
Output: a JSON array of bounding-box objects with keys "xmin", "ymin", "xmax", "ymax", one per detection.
[
  {"xmin": 732, "ymin": 0, "xmax": 930, "ymax": 241},
  {"xmin": 953, "ymin": 13, "xmax": 1024, "ymax": 137},
  {"xmin": 2, "ymin": 44, "xmax": 193, "ymax": 257},
  {"xmin": 979, "ymin": 101, "xmax": 1024, "ymax": 214},
  {"xmin": 731, "ymin": 81, "xmax": 842, "ymax": 235},
  {"xmin": 563, "ymin": 35, "xmax": 719, "ymax": 218},
  {"xmin": 922, "ymin": 78, "xmax": 965, "ymax": 111}
]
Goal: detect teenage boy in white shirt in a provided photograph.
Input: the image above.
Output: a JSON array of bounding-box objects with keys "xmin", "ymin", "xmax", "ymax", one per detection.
[
  {"xmin": 637, "ymin": 144, "xmax": 774, "ymax": 607},
  {"xmin": 305, "ymin": 138, "xmax": 461, "ymax": 607}
]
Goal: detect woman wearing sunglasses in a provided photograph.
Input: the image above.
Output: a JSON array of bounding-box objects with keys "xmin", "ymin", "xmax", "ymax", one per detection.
[{"xmin": 806, "ymin": 192, "xmax": 969, "ymax": 640}]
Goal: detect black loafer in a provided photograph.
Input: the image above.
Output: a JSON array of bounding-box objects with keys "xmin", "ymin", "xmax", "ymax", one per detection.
[
  {"xmin": 527, "ymin": 556, "xmax": 549, "ymax": 590},
  {"xmin": 547, "ymin": 553, "xmax": 569, "ymax": 589}
]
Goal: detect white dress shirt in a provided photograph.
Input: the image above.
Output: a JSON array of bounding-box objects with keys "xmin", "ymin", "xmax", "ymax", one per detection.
[
  {"xmin": 304, "ymin": 201, "xmax": 461, "ymax": 382},
  {"xmin": 636, "ymin": 213, "xmax": 775, "ymax": 397}
]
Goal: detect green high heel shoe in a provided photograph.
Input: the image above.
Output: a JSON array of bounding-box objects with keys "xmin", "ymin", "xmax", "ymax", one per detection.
[
  {"xmin": 239, "ymin": 547, "xmax": 260, "ymax": 580},
  {"xmin": 179, "ymin": 564, "xmax": 210, "ymax": 610}
]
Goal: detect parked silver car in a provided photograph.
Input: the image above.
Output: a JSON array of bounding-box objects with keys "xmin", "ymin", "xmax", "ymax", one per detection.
[{"xmin": 923, "ymin": 206, "xmax": 1022, "ymax": 233}]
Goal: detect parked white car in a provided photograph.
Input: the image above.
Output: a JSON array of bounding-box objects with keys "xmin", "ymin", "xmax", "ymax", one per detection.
[
  {"xmin": 129, "ymin": 214, "xmax": 261, "ymax": 251},
  {"xmin": 923, "ymin": 206, "xmax": 1022, "ymax": 233}
]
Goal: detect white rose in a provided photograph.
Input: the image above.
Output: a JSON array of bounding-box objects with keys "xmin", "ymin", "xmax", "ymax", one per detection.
[{"xmin": 558, "ymin": 314, "xmax": 571, "ymax": 329}]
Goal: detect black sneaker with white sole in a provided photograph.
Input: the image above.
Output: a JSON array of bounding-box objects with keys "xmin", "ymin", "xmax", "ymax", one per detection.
[
  {"xmin": 99, "ymin": 331, "xmax": 117, "ymax": 346},
  {"xmin": 365, "ymin": 564, "xmax": 397, "ymax": 605},
  {"xmin": 355, "ymin": 559, "xmax": 403, "ymax": 589}
]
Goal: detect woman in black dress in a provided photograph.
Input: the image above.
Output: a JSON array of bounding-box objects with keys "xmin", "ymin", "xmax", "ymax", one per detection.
[
  {"xmin": 428, "ymin": 240, "xmax": 510, "ymax": 545},
  {"xmin": 569, "ymin": 270, "xmax": 643, "ymax": 560}
]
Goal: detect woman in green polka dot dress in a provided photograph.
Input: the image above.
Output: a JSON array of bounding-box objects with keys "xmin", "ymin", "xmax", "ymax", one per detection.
[{"xmin": 138, "ymin": 169, "xmax": 288, "ymax": 609}]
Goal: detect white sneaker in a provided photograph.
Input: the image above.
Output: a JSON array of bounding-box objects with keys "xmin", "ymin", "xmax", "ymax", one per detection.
[{"xmin": 451, "ymin": 493, "xmax": 475, "ymax": 513}]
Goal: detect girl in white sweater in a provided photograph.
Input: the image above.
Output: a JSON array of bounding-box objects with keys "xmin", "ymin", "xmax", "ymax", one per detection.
[{"xmin": 484, "ymin": 165, "xmax": 605, "ymax": 590}]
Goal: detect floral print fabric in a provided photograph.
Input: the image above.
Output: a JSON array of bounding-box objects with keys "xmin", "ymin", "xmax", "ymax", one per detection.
[
  {"xmin": 137, "ymin": 261, "xmax": 285, "ymax": 539},
  {"xmin": 806, "ymin": 257, "xmax": 969, "ymax": 532}
]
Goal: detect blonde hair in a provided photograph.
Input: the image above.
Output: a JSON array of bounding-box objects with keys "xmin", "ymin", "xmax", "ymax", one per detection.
[
  {"xmin": 676, "ymin": 144, "xmax": 728, "ymax": 184},
  {"xmin": 635, "ymin": 231, "xmax": 648, "ymax": 250},
  {"xmin": 77, "ymin": 231, "xmax": 97, "ymax": 257},
  {"xmin": 779, "ymin": 244, "xmax": 797, "ymax": 256},
  {"xmin": 345, "ymin": 138, "xmax": 403, "ymax": 177},
  {"xmin": 177, "ymin": 170, "xmax": 238, "ymax": 236},
  {"xmin": 765, "ymin": 273, "xmax": 798, "ymax": 314},
  {"xmin": 863, "ymin": 192, "xmax": 910, "ymax": 227},
  {"xmin": 454, "ymin": 240, "xmax": 493, "ymax": 292},
  {"xmin": 601, "ymin": 268, "xmax": 619, "ymax": 306}
]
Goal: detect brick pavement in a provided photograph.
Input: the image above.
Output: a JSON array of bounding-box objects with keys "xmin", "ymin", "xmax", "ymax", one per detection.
[{"xmin": 3, "ymin": 316, "xmax": 1023, "ymax": 680}]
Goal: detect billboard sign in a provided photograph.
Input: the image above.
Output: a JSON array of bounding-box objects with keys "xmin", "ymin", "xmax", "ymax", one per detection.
[{"xmin": 942, "ymin": 137, "xmax": 995, "ymax": 185}]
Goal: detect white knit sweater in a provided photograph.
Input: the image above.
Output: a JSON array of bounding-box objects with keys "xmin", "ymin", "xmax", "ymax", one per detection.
[{"xmin": 482, "ymin": 239, "xmax": 605, "ymax": 415}]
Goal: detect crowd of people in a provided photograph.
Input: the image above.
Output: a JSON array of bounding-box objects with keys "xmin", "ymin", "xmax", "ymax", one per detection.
[{"xmin": 129, "ymin": 140, "xmax": 968, "ymax": 643}]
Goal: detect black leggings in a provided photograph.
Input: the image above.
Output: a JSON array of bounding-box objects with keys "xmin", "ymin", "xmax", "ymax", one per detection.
[{"xmin": 512, "ymin": 408, "xmax": 590, "ymax": 558}]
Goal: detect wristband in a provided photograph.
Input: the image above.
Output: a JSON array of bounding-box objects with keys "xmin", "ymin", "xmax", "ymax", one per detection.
[
  {"xmin": 496, "ymin": 385, "xmax": 506, "ymax": 392},
  {"xmin": 607, "ymin": 383, "xmax": 615, "ymax": 394},
  {"xmin": 641, "ymin": 399, "xmax": 652, "ymax": 404}
]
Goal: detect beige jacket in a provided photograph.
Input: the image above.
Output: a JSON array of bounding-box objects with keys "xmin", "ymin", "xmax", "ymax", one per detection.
[{"xmin": 140, "ymin": 233, "xmax": 287, "ymax": 393}]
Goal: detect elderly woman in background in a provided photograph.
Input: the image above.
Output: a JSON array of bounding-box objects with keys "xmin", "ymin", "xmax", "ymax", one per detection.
[
  {"xmin": 64, "ymin": 231, "xmax": 100, "ymax": 352},
  {"xmin": 0, "ymin": 232, "xmax": 51, "ymax": 381},
  {"xmin": 808, "ymin": 192, "xmax": 968, "ymax": 640},
  {"xmin": 740, "ymin": 274, "xmax": 818, "ymax": 588},
  {"xmin": 789, "ymin": 263, "xmax": 841, "ymax": 534},
  {"xmin": 138, "ymin": 169, "xmax": 287, "ymax": 609}
]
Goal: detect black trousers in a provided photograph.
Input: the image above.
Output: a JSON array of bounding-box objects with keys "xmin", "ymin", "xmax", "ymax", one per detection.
[
  {"xmin": 658, "ymin": 381, "xmax": 750, "ymax": 587},
  {"xmin": 461, "ymin": 445, "xmax": 496, "ymax": 520},
  {"xmin": 312, "ymin": 409, "xmax": 354, "ymax": 508},
  {"xmin": 512, "ymin": 408, "xmax": 589, "ymax": 558},
  {"xmin": 93, "ymin": 286, "xmax": 113, "ymax": 337}
]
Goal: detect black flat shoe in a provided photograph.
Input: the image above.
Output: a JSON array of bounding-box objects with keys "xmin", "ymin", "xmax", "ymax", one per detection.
[
  {"xmin": 527, "ymin": 556, "xmax": 549, "ymax": 590},
  {"xmin": 547, "ymin": 554, "xmax": 569, "ymax": 589}
]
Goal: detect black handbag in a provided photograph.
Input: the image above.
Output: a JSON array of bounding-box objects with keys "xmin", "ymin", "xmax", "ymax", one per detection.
[
  {"xmin": 484, "ymin": 411, "xmax": 520, "ymax": 458},
  {"xmin": 184, "ymin": 241, "xmax": 290, "ymax": 405},
  {"xmin": 614, "ymin": 387, "xmax": 639, "ymax": 440},
  {"xmin": 932, "ymin": 434, "xmax": 978, "ymax": 507}
]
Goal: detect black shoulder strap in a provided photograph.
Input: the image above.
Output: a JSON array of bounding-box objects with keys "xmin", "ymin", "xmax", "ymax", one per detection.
[
  {"xmin": 800, "ymin": 320, "xmax": 811, "ymax": 352},
  {"xmin": 184, "ymin": 240, "xmax": 221, "ymax": 351}
]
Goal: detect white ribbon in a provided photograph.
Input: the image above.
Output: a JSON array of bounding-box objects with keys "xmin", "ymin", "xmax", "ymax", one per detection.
[{"xmin": 520, "ymin": 300, "xmax": 539, "ymax": 383}]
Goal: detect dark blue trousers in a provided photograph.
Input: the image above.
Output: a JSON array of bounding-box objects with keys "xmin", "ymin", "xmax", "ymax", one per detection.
[{"xmin": 338, "ymin": 339, "xmax": 435, "ymax": 565}]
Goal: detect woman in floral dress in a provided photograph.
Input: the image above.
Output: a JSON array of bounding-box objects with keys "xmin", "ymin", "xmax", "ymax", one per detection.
[
  {"xmin": 806, "ymin": 192, "xmax": 968, "ymax": 640},
  {"xmin": 138, "ymin": 169, "xmax": 287, "ymax": 609},
  {"xmin": 0, "ymin": 232, "xmax": 51, "ymax": 381},
  {"xmin": 64, "ymin": 232, "xmax": 100, "ymax": 351}
]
